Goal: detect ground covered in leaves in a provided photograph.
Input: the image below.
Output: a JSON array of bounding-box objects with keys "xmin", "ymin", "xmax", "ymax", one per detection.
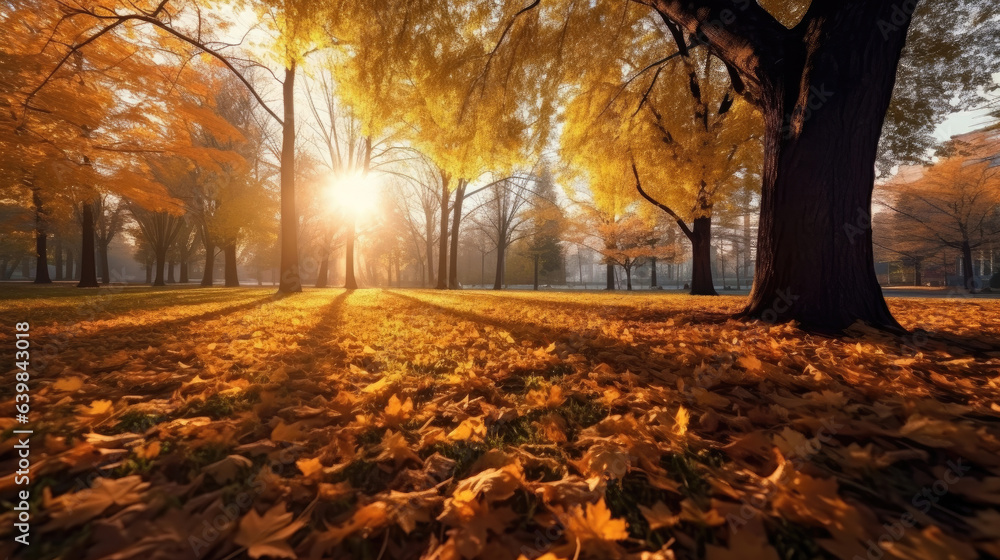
[{"xmin": 2, "ymin": 286, "xmax": 1000, "ymax": 560}]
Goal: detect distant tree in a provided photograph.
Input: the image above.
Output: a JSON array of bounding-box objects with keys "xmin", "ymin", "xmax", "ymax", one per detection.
[
  {"xmin": 882, "ymin": 131, "xmax": 1000, "ymax": 290},
  {"xmin": 93, "ymin": 195, "xmax": 126, "ymax": 285},
  {"xmin": 524, "ymin": 169, "xmax": 565, "ymax": 290}
]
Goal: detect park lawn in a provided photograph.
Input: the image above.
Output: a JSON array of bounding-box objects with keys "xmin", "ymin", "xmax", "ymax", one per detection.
[{"xmin": 1, "ymin": 287, "xmax": 999, "ymax": 560}]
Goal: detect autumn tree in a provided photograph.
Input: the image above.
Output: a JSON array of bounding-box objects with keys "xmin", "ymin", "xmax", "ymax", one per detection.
[
  {"xmin": 472, "ymin": 174, "xmax": 537, "ymax": 290},
  {"xmin": 93, "ymin": 195, "xmax": 126, "ymax": 284},
  {"xmin": 882, "ymin": 131, "xmax": 1000, "ymax": 290},
  {"xmin": 523, "ymin": 169, "xmax": 565, "ymax": 290},
  {"xmin": 559, "ymin": 4, "xmax": 761, "ymax": 296}
]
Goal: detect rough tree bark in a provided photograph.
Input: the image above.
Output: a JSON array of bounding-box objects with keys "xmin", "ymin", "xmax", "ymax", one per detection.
[
  {"xmin": 605, "ymin": 262, "xmax": 614, "ymax": 290},
  {"xmin": 650, "ymin": 256, "xmax": 658, "ymax": 288},
  {"xmin": 650, "ymin": 0, "xmax": 917, "ymax": 331}
]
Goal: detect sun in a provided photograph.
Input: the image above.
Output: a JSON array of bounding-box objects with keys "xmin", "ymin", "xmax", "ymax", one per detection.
[{"xmin": 326, "ymin": 170, "xmax": 380, "ymax": 217}]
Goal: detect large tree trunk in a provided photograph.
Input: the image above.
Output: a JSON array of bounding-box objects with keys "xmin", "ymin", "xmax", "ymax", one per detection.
[
  {"xmin": 278, "ymin": 64, "xmax": 302, "ymax": 294},
  {"xmin": 448, "ymin": 180, "xmax": 466, "ymax": 289},
  {"xmin": 913, "ymin": 258, "xmax": 922, "ymax": 287},
  {"xmin": 650, "ymin": 257, "xmax": 658, "ymax": 288},
  {"xmin": 32, "ymin": 188, "xmax": 51, "ymax": 284},
  {"xmin": 345, "ymin": 217, "xmax": 358, "ymax": 289},
  {"xmin": 179, "ymin": 259, "xmax": 189, "ymax": 283},
  {"xmin": 689, "ymin": 217, "xmax": 717, "ymax": 296},
  {"xmin": 77, "ymin": 203, "xmax": 99, "ymax": 288},
  {"xmin": 741, "ymin": 1, "xmax": 913, "ymax": 332},
  {"xmin": 625, "ymin": 266, "xmax": 633, "ymax": 291},
  {"xmin": 167, "ymin": 260, "xmax": 176, "ymax": 283},
  {"xmin": 605, "ymin": 263, "xmax": 614, "ymax": 290},
  {"xmin": 436, "ymin": 174, "xmax": 451, "ymax": 290},
  {"xmin": 224, "ymin": 244, "xmax": 239, "ymax": 287}
]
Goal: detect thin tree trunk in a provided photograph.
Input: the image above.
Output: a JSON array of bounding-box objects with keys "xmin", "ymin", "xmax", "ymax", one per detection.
[
  {"xmin": 78, "ymin": 203, "xmax": 99, "ymax": 287},
  {"xmin": 179, "ymin": 259, "xmax": 189, "ymax": 283},
  {"xmin": 913, "ymin": 258, "xmax": 922, "ymax": 287},
  {"xmin": 345, "ymin": 216, "xmax": 358, "ymax": 289},
  {"xmin": 278, "ymin": 64, "xmax": 302, "ymax": 293},
  {"xmin": 448, "ymin": 180, "xmax": 466, "ymax": 289},
  {"xmin": 425, "ymin": 222, "xmax": 435, "ymax": 287},
  {"xmin": 606, "ymin": 262, "xmax": 614, "ymax": 290},
  {"xmin": 99, "ymin": 242, "xmax": 111, "ymax": 284},
  {"xmin": 961, "ymin": 242, "xmax": 975, "ymax": 291},
  {"xmin": 54, "ymin": 239, "xmax": 64, "ymax": 281},
  {"xmin": 224, "ymin": 244, "xmax": 239, "ymax": 287},
  {"xmin": 533, "ymin": 255, "xmax": 539, "ymax": 290},
  {"xmin": 650, "ymin": 256, "xmax": 658, "ymax": 288},
  {"xmin": 436, "ymin": 173, "xmax": 451, "ymax": 290},
  {"xmin": 741, "ymin": 1, "xmax": 912, "ymax": 331},
  {"xmin": 32, "ymin": 188, "xmax": 51, "ymax": 284},
  {"xmin": 493, "ymin": 240, "xmax": 505, "ymax": 290},
  {"xmin": 743, "ymin": 212, "xmax": 752, "ymax": 288}
]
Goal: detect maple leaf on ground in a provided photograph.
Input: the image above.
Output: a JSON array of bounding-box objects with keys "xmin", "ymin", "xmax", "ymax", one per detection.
[
  {"xmin": 234, "ymin": 502, "xmax": 305, "ymax": 559},
  {"xmin": 44, "ymin": 475, "xmax": 149, "ymax": 530},
  {"xmin": 560, "ymin": 498, "xmax": 629, "ymax": 543},
  {"xmin": 376, "ymin": 430, "xmax": 422, "ymax": 466},
  {"xmin": 448, "ymin": 417, "xmax": 487, "ymax": 442},
  {"xmin": 383, "ymin": 393, "xmax": 414, "ymax": 426}
]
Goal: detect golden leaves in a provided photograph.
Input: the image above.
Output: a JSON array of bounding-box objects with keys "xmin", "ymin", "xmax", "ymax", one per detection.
[
  {"xmin": 448, "ymin": 417, "xmax": 487, "ymax": 442},
  {"xmin": 235, "ymin": 502, "xmax": 305, "ymax": 559},
  {"xmin": 383, "ymin": 393, "xmax": 414, "ymax": 425},
  {"xmin": 560, "ymin": 499, "xmax": 629, "ymax": 543},
  {"xmin": 10, "ymin": 288, "xmax": 1000, "ymax": 560}
]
